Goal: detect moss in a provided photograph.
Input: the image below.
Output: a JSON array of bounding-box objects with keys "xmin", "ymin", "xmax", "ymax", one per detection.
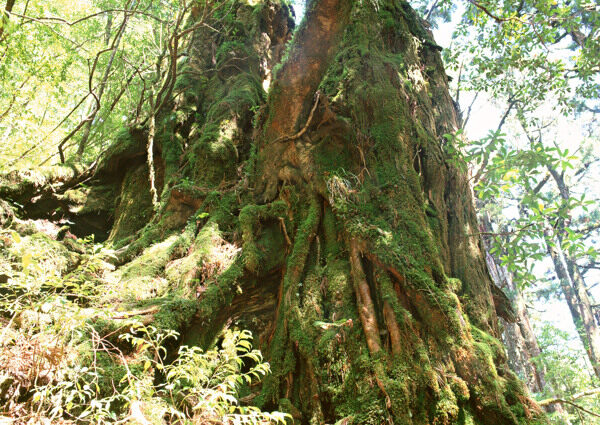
[
  {"xmin": 332, "ymin": 353, "xmax": 388, "ymax": 425},
  {"xmin": 0, "ymin": 165, "xmax": 79, "ymax": 203},
  {"xmin": 96, "ymin": 127, "xmax": 145, "ymax": 176},
  {"xmin": 108, "ymin": 163, "xmax": 155, "ymax": 243},
  {"xmin": 62, "ymin": 2, "xmax": 546, "ymax": 424},
  {"xmin": 154, "ymin": 297, "xmax": 198, "ymax": 331},
  {"xmin": 186, "ymin": 72, "xmax": 265, "ymax": 188},
  {"xmin": 239, "ymin": 201, "xmax": 287, "ymax": 273},
  {"xmin": 194, "ymin": 254, "xmax": 245, "ymax": 321},
  {"xmin": 165, "ymin": 221, "xmax": 220, "ymax": 288},
  {"xmin": 8, "ymin": 232, "xmax": 79, "ymax": 280},
  {"xmin": 103, "ymin": 235, "xmax": 180, "ymax": 303},
  {"xmin": 58, "ymin": 188, "xmax": 87, "ymax": 205}
]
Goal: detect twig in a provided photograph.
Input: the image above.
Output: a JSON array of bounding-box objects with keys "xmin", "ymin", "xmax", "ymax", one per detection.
[
  {"xmin": 470, "ymin": 223, "xmax": 536, "ymax": 237},
  {"xmin": 467, "ymin": 0, "xmax": 525, "ymax": 24}
]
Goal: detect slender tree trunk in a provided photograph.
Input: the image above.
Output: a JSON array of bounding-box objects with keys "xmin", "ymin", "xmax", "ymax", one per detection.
[
  {"xmin": 76, "ymin": 5, "xmax": 131, "ymax": 159},
  {"xmin": 545, "ymin": 229, "xmax": 600, "ymax": 379},
  {"xmin": 480, "ymin": 214, "xmax": 557, "ymax": 388},
  {"xmin": 0, "ymin": 0, "xmax": 16, "ymax": 42},
  {"xmin": 483, "ymin": 234, "xmax": 546, "ymax": 392},
  {"xmin": 545, "ymin": 166, "xmax": 600, "ymax": 380}
]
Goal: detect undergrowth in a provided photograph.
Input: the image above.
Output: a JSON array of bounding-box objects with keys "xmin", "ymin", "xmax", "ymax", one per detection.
[{"xmin": 0, "ymin": 229, "xmax": 289, "ymax": 425}]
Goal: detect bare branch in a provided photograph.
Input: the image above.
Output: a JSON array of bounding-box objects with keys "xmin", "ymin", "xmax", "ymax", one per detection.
[{"xmin": 7, "ymin": 9, "xmax": 166, "ymax": 27}]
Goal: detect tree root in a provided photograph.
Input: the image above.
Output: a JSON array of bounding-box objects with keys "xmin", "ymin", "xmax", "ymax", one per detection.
[
  {"xmin": 348, "ymin": 239, "xmax": 392, "ymax": 409},
  {"xmin": 348, "ymin": 239, "xmax": 382, "ymax": 353},
  {"xmin": 382, "ymin": 301, "xmax": 402, "ymax": 356},
  {"xmin": 263, "ymin": 194, "xmax": 322, "ymax": 411}
]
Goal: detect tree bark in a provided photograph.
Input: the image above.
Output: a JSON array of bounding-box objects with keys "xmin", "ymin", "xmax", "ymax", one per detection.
[
  {"xmin": 480, "ymin": 215, "xmax": 570, "ymax": 418},
  {"xmin": 482, "ymin": 215, "xmax": 547, "ymax": 393},
  {"xmin": 545, "ymin": 229, "xmax": 600, "ymax": 380}
]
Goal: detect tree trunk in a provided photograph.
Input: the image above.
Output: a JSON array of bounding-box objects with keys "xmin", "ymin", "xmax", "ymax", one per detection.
[
  {"xmin": 545, "ymin": 229, "xmax": 600, "ymax": 380},
  {"xmin": 0, "ymin": 0, "xmax": 16, "ymax": 42},
  {"xmin": 544, "ymin": 166, "xmax": 600, "ymax": 379},
  {"xmin": 480, "ymin": 215, "xmax": 570, "ymax": 418},
  {"xmin": 481, "ymin": 215, "xmax": 547, "ymax": 394},
  {"xmin": 75, "ymin": 3, "xmax": 132, "ymax": 159},
  {"xmin": 0, "ymin": 0, "xmax": 547, "ymax": 424}
]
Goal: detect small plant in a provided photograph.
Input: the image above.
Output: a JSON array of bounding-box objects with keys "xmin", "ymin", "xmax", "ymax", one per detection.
[{"xmin": 162, "ymin": 329, "xmax": 290, "ymax": 424}]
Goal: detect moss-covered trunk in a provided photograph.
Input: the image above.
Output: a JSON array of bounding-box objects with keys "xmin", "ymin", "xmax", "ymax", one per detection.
[{"xmin": 0, "ymin": 0, "xmax": 548, "ymax": 424}]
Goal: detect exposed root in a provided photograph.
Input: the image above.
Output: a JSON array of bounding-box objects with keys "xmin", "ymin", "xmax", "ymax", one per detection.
[
  {"xmin": 348, "ymin": 239, "xmax": 392, "ymax": 410},
  {"xmin": 263, "ymin": 195, "xmax": 322, "ymax": 409},
  {"xmin": 278, "ymin": 216, "xmax": 292, "ymax": 247},
  {"xmin": 282, "ymin": 196, "xmax": 321, "ymax": 309},
  {"xmin": 348, "ymin": 239, "xmax": 381, "ymax": 353},
  {"xmin": 383, "ymin": 301, "xmax": 402, "ymax": 356},
  {"xmin": 376, "ymin": 267, "xmax": 403, "ymax": 356}
]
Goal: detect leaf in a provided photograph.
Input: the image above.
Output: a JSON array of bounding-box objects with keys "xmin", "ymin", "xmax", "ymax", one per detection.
[{"xmin": 22, "ymin": 253, "xmax": 32, "ymax": 270}]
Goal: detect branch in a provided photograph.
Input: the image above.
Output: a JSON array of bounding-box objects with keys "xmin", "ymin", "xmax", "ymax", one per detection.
[
  {"xmin": 574, "ymin": 222, "xmax": 600, "ymax": 235},
  {"xmin": 7, "ymin": 9, "xmax": 166, "ymax": 27},
  {"xmin": 461, "ymin": 91, "xmax": 479, "ymax": 129},
  {"xmin": 471, "ymin": 222, "xmax": 536, "ymax": 238},
  {"xmin": 467, "ymin": 0, "xmax": 513, "ymax": 23},
  {"xmin": 538, "ymin": 388, "xmax": 600, "ymax": 418},
  {"xmin": 471, "ymin": 96, "xmax": 517, "ymax": 183},
  {"xmin": 424, "ymin": 0, "xmax": 440, "ymax": 22},
  {"xmin": 4, "ymin": 11, "xmax": 91, "ymax": 50}
]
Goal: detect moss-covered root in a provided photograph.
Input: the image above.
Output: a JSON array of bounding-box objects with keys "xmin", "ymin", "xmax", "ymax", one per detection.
[
  {"xmin": 348, "ymin": 239, "xmax": 395, "ymax": 414},
  {"xmin": 260, "ymin": 195, "xmax": 322, "ymax": 414},
  {"xmin": 348, "ymin": 239, "xmax": 382, "ymax": 354},
  {"xmin": 239, "ymin": 200, "xmax": 288, "ymax": 274}
]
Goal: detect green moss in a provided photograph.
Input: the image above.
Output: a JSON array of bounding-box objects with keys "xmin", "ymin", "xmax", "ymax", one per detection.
[
  {"xmin": 186, "ymin": 72, "xmax": 265, "ymax": 188},
  {"xmin": 154, "ymin": 297, "xmax": 198, "ymax": 331},
  {"xmin": 239, "ymin": 201, "xmax": 287, "ymax": 273},
  {"xmin": 96, "ymin": 127, "xmax": 144, "ymax": 176},
  {"xmin": 103, "ymin": 235, "xmax": 180, "ymax": 303},
  {"xmin": 108, "ymin": 164, "xmax": 155, "ymax": 243},
  {"xmin": 9, "ymin": 232, "xmax": 78, "ymax": 279}
]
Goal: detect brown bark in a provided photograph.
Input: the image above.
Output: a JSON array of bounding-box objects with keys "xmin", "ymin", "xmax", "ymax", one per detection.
[
  {"xmin": 256, "ymin": 0, "xmax": 352, "ymax": 201},
  {"xmin": 545, "ymin": 230, "xmax": 600, "ymax": 379},
  {"xmin": 349, "ymin": 239, "xmax": 382, "ymax": 354},
  {"xmin": 1, "ymin": 1, "xmax": 548, "ymax": 424}
]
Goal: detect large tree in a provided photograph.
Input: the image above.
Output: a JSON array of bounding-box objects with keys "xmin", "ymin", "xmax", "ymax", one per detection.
[{"xmin": 0, "ymin": 0, "xmax": 548, "ymax": 423}]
